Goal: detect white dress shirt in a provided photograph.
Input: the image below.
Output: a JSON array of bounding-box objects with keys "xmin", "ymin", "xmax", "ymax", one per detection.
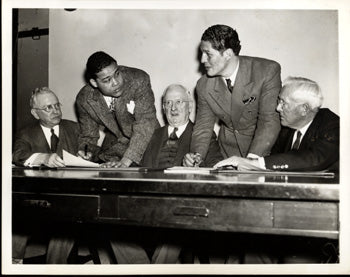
[{"xmin": 167, "ymin": 122, "xmax": 189, "ymax": 138}]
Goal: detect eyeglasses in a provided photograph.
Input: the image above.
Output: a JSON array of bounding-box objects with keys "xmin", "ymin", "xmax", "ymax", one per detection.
[
  {"xmin": 163, "ymin": 100, "xmax": 190, "ymax": 109},
  {"xmin": 33, "ymin": 103, "xmax": 62, "ymax": 113}
]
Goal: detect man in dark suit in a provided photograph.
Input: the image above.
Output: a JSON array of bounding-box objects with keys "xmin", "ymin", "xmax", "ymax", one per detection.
[
  {"xmin": 214, "ymin": 76, "xmax": 339, "ymax": 172},
  {"xmin": 142, "ymin": 84, "xmax": 222, "ymax": 168},
  {"xmin": 213, "ymin": 77, "xmax": 339, "ymax": 263},
  {"xmin": 184, "ymin": 24, "xmax": 281, "ymax": 167},
  {"xmin": 76, "ymin": 51, "xmax": 160, "ymax": 167},
  {"xmin": 12, "ymin": 87, "xmax": 79, "ymax": 263}
]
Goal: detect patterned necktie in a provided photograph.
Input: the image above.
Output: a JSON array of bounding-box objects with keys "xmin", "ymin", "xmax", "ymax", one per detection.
[
  {"xmin": 226, "ymin": 78, "xmax": 233, "ymax": 93},
  {"xmin": 291, "ymin": 130, "xmax": 302, "ymax": 150},
  {"xmin": 109, "ymin": 97, "xmax": 116, "ymax": 112},
  {"xmin": 50, "ymin": 128, "xmax": 59, "ymax": 153}
]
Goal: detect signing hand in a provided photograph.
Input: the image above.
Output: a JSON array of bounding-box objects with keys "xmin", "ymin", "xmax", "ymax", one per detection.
[
  {"xmin": 183, "ymin": 152, "xmax": 202, "ymax": 167},
  {"xmin": 77, "ymin": 150, "xmax": 93, "ymax": 161}
]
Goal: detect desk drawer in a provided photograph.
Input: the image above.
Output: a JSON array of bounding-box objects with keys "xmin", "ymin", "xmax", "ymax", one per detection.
[
  {"xmin": 13, "ymin": 192, "xmax": 99, "ymax": 222},
  {"xmin": 116, "ymin": 195, "xmax": 273, "ymax": 230}
]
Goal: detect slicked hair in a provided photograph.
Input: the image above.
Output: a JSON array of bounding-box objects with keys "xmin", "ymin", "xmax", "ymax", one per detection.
[
  {"xmin": 86, "ymin": 51, "xmax": 117, "ymax": 79},
  {"xmin": 282, "ymin": 76, "xmax": 323, "ymax": 111},
  {"xmin": 201, "ymin": 24, "xmax": 241, "ymax": 55}
]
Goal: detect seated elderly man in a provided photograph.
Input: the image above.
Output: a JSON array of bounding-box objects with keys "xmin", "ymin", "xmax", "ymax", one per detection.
[
  {"xmin": 12, "ymin": 87, "xmax": 79, "ymax": 263},
  {"xmin": 214, "ymin": 76, "xmax": 339, "ymax": 172},
  {"xmin": 142, "ymin": 83, "xmax": 222, "ymax": 168},
  {"xmin": 108, "ymin": 84, "xmax": 223, "ymax": 265}
]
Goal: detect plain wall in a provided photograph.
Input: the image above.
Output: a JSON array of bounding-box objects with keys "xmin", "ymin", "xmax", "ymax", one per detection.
[{"xmin": 49, "ymin": 9, "xmax": 338, "ymax": 125}]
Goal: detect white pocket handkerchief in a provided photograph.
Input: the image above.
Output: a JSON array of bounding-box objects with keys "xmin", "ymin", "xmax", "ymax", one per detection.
[{"xmin": 126, "ymin": 100, "xmax": 135, "ymax": 114}]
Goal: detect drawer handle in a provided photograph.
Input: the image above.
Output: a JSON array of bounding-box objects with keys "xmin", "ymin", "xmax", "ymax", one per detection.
[
  {"xmin": 22, "ymin": 200, "xmax": 52, "ymax": 208},
  {"xmin": 173, "ymin": 206, "xmax": 209, "ymax": 217}
]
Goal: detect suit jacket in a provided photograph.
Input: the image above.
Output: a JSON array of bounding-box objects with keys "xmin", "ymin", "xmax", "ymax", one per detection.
[
  {"xmin": 76, "ymin": 66, "xmax": 160, "ymax": 164},
  {"xmin": 141, "ymin": 121, "xmax": 222, "ymax": 168},
  {"xmin": 12, "ymin": 119, "xmax": 80, "ymax": 166},
  {"xmin": 191, "ymin": 56, "xmax": 281, "ymax": 158},
  {"xmin": 265, "ymin": 108, "xmax": 339, "ymax": 171}
]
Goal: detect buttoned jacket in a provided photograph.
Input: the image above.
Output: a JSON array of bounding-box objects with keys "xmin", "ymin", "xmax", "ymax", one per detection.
[
  {"xmin": 265, "ymin": 108, "xmax": 339, "ymax": 171},
  {"xmin": 191, "ymin": 56, "xmax": 281, "ymax": 158},
  {"xmin": 142, "ymin": 121, "xmax": 222, "ymax": 168}
]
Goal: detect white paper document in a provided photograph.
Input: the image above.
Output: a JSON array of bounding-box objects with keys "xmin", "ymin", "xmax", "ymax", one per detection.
[
  {"xmin": 164, "ymin": 166, "xmax": 214, "ymax": 174},
  {"xmin": 62, "ymin": 150, "xmax": 100, "ymax": 167}
]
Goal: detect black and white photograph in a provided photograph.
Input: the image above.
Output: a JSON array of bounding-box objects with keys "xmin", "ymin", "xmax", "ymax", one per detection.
[{"xmin": 2, "ymin": 0, "xmax": 350, "ymax": 275}]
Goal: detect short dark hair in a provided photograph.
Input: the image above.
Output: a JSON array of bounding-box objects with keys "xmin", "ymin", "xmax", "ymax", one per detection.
[
  {"xmin": 86, "ymin": 51, "xmax": 117, "ymax": 79},
  {"xmin": 201, "ymin": 24, "xmax": 241, "ymax": 55}
]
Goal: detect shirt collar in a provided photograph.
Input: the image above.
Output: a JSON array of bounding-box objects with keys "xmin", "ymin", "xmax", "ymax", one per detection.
[
  {"xmin": 223, "ymin": 60, "xmax": 240, "ymax": 86},
  {"xmin": 168, "ymin": 121, "xmax": 189, "ymax": 138}
]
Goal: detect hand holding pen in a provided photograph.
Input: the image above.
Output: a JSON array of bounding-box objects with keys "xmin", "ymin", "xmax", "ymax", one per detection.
[
  {"xmin": 183, "ymin": 152, "xmax": 203, "ymax": 167},
  {"xmin": 77, "ymin": 144, "xmax": 93, "ymax": 160}
]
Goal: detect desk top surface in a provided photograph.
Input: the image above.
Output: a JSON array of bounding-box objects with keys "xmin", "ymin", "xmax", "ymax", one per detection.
[{"xmin": 12, "ymin": 167, "xmax": 339, "ymax": 201}]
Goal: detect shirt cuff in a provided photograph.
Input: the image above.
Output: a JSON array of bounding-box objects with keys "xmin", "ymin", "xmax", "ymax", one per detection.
[
  {"xmin": 258, "ymin": 157, "xmax": 266, "ymax": 170},
  {"xmin": 247, "ymin": 153, "xmax": 260, "ymax": 159}
]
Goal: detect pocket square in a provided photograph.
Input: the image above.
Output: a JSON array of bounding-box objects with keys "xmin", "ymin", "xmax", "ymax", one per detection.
[
  {"xmin": 126, "ymin": 100, "xmax": 135, "ymax": 114},
  {"xmin": 243, "ymin": 96, "xmax": 256, "ymax": 105}
]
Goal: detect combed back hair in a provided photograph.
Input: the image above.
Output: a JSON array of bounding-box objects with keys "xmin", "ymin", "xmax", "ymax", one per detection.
[
  {"xmin": 201, "ymin": 24, "xmax": 241, "ymax": 55},
  {"xmin": 86, "ymin": 51, "xmax": 117, "ymax": 79},
  {"xmin": 282, "ymin": 76, "xmax": 323, "ymax": 111},
  {"xmin": 162, "ymin": 84, "xmax": 193, "ymax": 102},
  {"xmin": 30, "ymin": 87, "xmax": 55, "ymax": 108}
]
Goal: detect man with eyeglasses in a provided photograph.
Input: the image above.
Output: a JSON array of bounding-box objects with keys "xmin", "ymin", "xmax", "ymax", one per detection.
[
  {"xmin": 142, "ymin": 84, "xmax": 222, "ymax": 168},
  {"xmin": 107, "ymin": 84, "xmax": 222, "ymax": 264},
  {"xmin": 12, "ymin": 87, "xmax": 79, "ymax": 264},
  {"xmin": 76, "ymin": 51, "xmax": 159, "ymax": 167},
  {"xmin": 214, "ymin": 76, "xmax": 339, "ymax": 173},
  {"xmin": 13, "ymin": 87, "xmax": 80, "ymax": 168}
]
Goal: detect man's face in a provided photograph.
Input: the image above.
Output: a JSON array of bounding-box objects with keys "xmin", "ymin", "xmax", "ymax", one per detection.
[
  {"xmin": 200, "ymin": 40, "xmax": 230, "ymax": 77},
  {"xmin": 276, "ymin": 89, "xmax": 303, "ymax": 129},
  {"xmin": 31, "ymin": 92, "xmax": 62, "ymax": 128},
  {"xmin": 163, "ymin": 89, "xmax": 192, "ymax": 127},
  {"xmin": 91, "ymin": 62, "xmax": 124, "ymax": 98}
]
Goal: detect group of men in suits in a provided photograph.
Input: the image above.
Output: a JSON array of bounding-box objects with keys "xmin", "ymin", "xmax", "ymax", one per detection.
[{"xmin": 12, "ymin": 24, "xmax": 339, "ymax": 264}]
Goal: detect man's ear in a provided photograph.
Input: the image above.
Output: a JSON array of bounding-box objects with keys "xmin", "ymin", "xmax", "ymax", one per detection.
[
  {"xmin": 89, "ymin": 78, "xmax": 98, "ymax": 88},
  {"xmin": 301, "ymin": 103, "xmax": 310, "ymax": 116},
  {"xmin": 31, "ymin": 109, "xmax": 40, "ymax": 120},
  {"xmin": 223, "ymin": 48, "xmax": 234, "ymax": 59}
]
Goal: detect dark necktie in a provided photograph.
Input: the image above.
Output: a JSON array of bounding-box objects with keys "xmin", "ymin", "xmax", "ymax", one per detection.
[
  {"xmin": 226, "ymin": 78, "xmax": 233, "ymax": 93},
  {"xmin": 167, "ymin": 127, "xmax": 178, "ymax": 146},
  {"xmin": 50, "ymin": 128, "xmax": 59, "ymax": 153},
  {"xmin": 291, "ymin": 130, "xmax": 302, "ymax": 150},
  {"xmin": 169, "ymin": 127, "xmax": 178, "ymax": 140}
]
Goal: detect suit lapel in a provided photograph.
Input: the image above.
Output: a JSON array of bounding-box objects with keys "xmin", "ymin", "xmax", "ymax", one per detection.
[
  {"xmin": 230, "ymin": 57, "xmax": 254, "ymax": 129},
  {"xmin": 176, "ymin": 122, "xmax": 193, "ymax": 164},
  {"xmin": 87, "ymin": 89, "xmax": 123, "ymax": 138},
  {"xmin": 34, "ymin": 123, "xmax": 51, "ymax": 152},
  {"xmin": 208, "ymin": 78, "xmax": 232, "ymax": 118},
  {"xmin": 154, "ymin": 127, "xmax": 169, "ymax": 167}
]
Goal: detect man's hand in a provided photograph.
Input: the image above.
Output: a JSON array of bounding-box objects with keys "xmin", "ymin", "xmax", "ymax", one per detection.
[
  {"xmin": 36, "ymin": 153, "xmax": 65, "ymax": 168},
  {"xmin": 100, "ymin": 157, "xmax": 133, "ymax": 168},
  {"xmin": 183, "ymin": 152, "xmax": 203, "ymax": 167},
  {"xmin": 77, "ymin": 150, "xmax": 93, "ymax": 161}
]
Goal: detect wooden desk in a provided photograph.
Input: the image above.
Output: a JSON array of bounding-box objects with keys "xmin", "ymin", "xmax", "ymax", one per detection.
[{"xmin": 12, "ymin": 167, "xmax": 339, "ymax": 239}]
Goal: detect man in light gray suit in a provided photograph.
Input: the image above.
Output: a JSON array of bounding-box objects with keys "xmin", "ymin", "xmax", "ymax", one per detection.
[
  {"xmin": 76, "ymin": 51, "xmax": 160, "ymax": 167},
  {"xmin": 184, "ymin": 24, "xmax": 281, "ymax": 167}
]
